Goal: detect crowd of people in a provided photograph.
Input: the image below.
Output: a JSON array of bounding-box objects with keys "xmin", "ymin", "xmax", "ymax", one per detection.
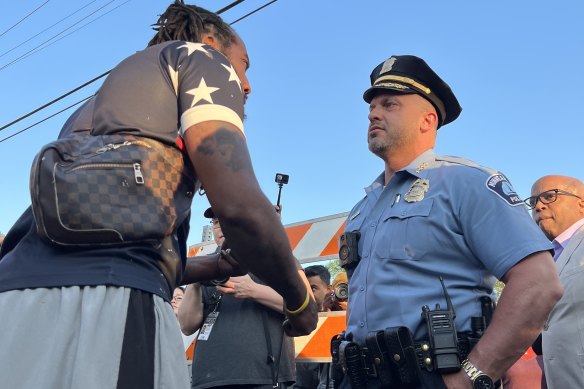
[{"xmin": 0, "ymin": 1, "xmax": 582, "ymax": 389}]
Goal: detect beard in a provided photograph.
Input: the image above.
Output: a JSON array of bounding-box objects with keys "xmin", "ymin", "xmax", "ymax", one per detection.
[{"xmin": 367, "ymin": 123, "xmax": 414, "ymax": 157}]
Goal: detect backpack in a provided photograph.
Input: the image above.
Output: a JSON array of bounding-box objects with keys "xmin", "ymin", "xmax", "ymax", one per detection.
[{"xmin": 29, "ymin": 132, "xmax": 197, "ymax": 246}]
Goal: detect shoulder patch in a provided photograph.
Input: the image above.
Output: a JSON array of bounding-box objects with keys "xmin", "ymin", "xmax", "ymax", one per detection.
[{"xmin": 485, "ymin": 174, "xmax": 523, "ymax": 206}]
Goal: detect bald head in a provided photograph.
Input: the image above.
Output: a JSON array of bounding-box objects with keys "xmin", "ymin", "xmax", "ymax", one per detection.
[{"xmin": 530, "ymin": 175, "xmax": 584, "ymax": 240}]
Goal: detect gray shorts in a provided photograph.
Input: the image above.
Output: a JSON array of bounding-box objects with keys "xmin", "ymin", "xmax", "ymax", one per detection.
[{"xmin": 0, "ymin": 286, "xmax": 190, "ymax": 389}]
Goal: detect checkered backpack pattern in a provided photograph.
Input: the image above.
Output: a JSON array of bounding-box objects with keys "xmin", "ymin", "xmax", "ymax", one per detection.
[{"xmin": 30, "ymin": 133, "xmax": 197, "ymax": 246}]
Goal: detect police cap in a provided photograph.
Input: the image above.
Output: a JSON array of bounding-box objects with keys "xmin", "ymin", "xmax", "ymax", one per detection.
[{"xmin": 363, "ymin": 55, "xmax": 462, "ymax": 127}]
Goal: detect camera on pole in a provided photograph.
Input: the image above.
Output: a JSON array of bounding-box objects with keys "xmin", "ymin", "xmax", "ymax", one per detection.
[{"xmin": 274, "ymin": 173, "xmax": 289, "ymax": 207}]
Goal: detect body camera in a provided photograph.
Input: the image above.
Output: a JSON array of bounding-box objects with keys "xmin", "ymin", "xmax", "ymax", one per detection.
[{"xmin": 339, "ymin": 231, "xmax": 360, "ymax": 270}]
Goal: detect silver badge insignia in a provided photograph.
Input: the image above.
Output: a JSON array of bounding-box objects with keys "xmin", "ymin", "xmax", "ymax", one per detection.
[
  {"xmin": 380, "ymin": 57, "xmax": 397, "ymax": 74},
  {"xmin": 404, "ymin": 178, "xmax": 430, "ymax": 202}
]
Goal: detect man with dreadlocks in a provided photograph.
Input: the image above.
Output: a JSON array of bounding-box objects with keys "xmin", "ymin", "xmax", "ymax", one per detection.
[{"xmin": 0, "ymin": 2, "xmax": 317, "ymax": 389}]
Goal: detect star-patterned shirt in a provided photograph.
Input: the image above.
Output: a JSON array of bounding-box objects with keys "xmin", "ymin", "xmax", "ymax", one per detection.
[
  {"xmin": 93, "ymin": 40, "xmax": 245, "ymax": 144},
  {"xmin": 0, "ymin": 40, "xmax": 245, "ymax": 302}
]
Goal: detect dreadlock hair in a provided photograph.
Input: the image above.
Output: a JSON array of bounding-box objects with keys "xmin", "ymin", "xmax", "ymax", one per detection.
[{"xmin": 148, "ymin": 1, "xmax": 236, "ymax": 49}]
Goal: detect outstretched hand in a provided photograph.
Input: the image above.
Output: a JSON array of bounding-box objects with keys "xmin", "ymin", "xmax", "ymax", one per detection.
[
  {"xmin": 216, "ymin": 246, "xmax": 247, "ymax": 279},
  {"xmin": 215, "ymin": 274, "xmax": 256, "ymax": 299}
]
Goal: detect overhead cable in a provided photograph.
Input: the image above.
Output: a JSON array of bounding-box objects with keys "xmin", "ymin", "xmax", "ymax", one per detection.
[
  {"xmin": 0, "ymin": 0, "xmax": 280, "ymax": 141},
  {"xmin": 0, "ymin": 96, "xmax": 93, "ymax": 143},
  {"xmin": 0, "ymin": 0, "xmax": 119, "ymax": 72},
  {"xmin": 0, "ymin": 0, "xmax": 98, "ymax": 60},
  {"xmin": 0, "ymin": 0, "xmax": 51, "ymax": 40},
  {"xmin": 1, "ymin": 0, "xmax": 131, "ymax": 71}
]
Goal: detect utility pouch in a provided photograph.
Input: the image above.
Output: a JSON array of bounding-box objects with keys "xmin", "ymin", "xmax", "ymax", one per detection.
[
  {"xmin": 338, "ymin": 341, "xmax": 368, "ymax": 389},
  {"xmin": 365, "ymin": 330, "xmax": 395, "ymax": 387},
  {"xmin": 30, "ymin": 133, "xmax": 197, "ymax": 246},
  {"xmin": 383, "ymin": 326, "xmax": 422, "ymax": 387},
  {"xmin": 331, "ymin": 334, "xmax": 345, "ymax": 389}
]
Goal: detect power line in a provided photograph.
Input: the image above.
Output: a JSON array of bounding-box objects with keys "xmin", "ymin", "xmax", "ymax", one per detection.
[
  {"xmin": 216, "ymin": 0, "xmax": 246, "ymax": 14},
  {"xmin": 0, "ymin": 0, "xmax": 280, "ymax": 141},
  {"xmin": 231, "ymin": 0, "xmax": 278, "ymax": 25},
  {"xmin": 0, "ymin": 71, "xmax": 109, "ymax": 134},
  {"xmin": 0, "ymin": 0, "xmax": 51, "ymax": 40},
  {"xmin": 0, "ymin": 0, "xmax": 98, "ymax": 60},
  {"xmin": 0, "ymin": 96, "xmax": 93, "ymax": 144},
  {"xmin": 0, "ymin": 0, "xmax": 119, "ymax": 72},
  {"xmin": 1, "ymin": 0, "xmax": 130, "ymax": 71}
]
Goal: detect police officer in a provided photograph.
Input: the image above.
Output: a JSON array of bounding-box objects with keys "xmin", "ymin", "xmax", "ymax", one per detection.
[{"xmin": 340, "ymin": 55, "xmax": 563, "ymax": 388}]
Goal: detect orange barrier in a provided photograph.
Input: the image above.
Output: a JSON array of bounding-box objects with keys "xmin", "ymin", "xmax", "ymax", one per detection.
[
  {"xmin": 294, "ymin": 311, "xmax": 346, "ymax": 363},
  {"xmin": 185, "ymin": 338, "xmax": 196, "ymax": 361},
  {"xmin": 188, "ymin": 213, "xmax": 348, "ymax": 263},
  {"xmin": 184, "ymin": 311, "xmax": 347, "ymax": 362}
]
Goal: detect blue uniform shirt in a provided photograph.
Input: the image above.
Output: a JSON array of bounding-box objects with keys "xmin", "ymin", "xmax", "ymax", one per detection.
[{"xmin": 344, "ymin": 149, "xmax": 552, "ymax": 343}]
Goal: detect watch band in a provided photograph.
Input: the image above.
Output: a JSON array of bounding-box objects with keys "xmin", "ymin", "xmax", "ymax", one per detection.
[
  {"xmin": 461, "ymin": 358, "xmax": 483, "ymax": 381},
  {"xmin": 461, "ymin": 359, "xmax": 498, "ymax": 389}
]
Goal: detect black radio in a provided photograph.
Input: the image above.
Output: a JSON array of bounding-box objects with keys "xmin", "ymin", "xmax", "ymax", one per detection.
[{"xmin": 421, "ymin": 277, "xmax": 460, "ymax": 373}]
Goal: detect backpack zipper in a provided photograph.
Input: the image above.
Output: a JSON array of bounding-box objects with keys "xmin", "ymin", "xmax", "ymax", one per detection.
[{"xmin": 69, "ymin": 162, "xmax": 145, "ymax": 185}]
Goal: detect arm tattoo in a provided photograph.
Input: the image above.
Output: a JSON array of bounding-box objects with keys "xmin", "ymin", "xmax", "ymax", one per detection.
[{"xmin": 196, "ymin": 128, "xmax": 247, "ymax": 172}]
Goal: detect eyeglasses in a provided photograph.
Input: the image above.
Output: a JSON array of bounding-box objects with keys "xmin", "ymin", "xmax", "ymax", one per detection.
[{"xmin": 523, "ymin": 189, "xmax": 582, "ymax": 210}]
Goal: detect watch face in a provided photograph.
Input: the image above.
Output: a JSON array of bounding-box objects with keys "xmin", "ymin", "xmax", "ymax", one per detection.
[{"xmin": 473, "ymin": 374, "xmax": 495, "ymax": 389}]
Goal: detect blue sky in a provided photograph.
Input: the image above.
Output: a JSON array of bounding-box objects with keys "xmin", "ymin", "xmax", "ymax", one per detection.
[{"xmin": 1, "ymin": 0, "xmax": 582, "ymax": 247}]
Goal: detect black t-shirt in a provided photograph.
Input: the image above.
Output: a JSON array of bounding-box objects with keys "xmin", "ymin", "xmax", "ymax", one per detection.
[
  {"xmin": 191, "ymin": 276, "xmax": 296, "ymax": 388},
  {"xmin": 0, "ymin": 40, "xmax": 245, "ymax": 301}
]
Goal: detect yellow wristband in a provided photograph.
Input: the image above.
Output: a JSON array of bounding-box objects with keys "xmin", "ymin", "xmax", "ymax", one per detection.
[{"xmin": 284, "ymin": 288, "xmax": 311, "ymax": 316}]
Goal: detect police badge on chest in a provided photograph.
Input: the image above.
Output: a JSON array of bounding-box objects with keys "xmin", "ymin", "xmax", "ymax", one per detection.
[{"xmin": 404, "ymin": 178, "xmax": 430, "ymax": 202}]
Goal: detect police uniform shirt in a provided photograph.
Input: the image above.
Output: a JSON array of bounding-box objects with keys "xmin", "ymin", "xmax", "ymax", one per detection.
[
  {"xmin": 344, "ymin": 149, "xmax": 552, "ymax": 344},
  {"xmin": 0, "ymin": 40, "xmax": 243, "ymax": 302}
]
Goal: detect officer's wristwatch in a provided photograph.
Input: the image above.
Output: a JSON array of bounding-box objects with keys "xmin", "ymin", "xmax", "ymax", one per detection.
[{"xmin": 461, "ymin": 359, "xmax": 495, "ymax": 389}]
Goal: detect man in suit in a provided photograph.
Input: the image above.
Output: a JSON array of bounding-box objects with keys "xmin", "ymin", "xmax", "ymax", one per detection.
[{"xmin": 526, "ymin": 175, "xmax": 584, "ymax": 388}]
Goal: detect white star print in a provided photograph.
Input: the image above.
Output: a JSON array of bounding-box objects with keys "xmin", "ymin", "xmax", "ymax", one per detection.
[
  {"xmin": 186, "ymin": 78, "xmax": 220, "ymax": 106},
  {"xmin": 177, "ymin": 42, "xmax": 213, "ymax": 58},
  {"xmin": 168, "ymin": 64, "xmax": 178, "ymax": 95},
  {"xmin": 221, "ymin": 63, "xmax": 242, "ymax": 92}
]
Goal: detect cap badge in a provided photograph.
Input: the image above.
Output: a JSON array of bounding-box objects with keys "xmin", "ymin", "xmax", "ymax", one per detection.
[
  {"xmin": 380, "ymin": 57, "xmax": 397, "ymax": 74},
  {"xmin": 405, "ymin": 178, "xmax": 429, "ymax": 203}
]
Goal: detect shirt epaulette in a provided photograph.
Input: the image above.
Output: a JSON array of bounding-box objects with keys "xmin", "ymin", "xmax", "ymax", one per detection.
[{"xmin": 435, "ymin": 155, "xmax": 498, "ymax": 175}]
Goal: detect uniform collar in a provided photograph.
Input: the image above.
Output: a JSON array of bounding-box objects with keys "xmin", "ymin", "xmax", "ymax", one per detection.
[
  {"xmin": 364, "ymin": 149, "xmax": 436, "ymax": 195},
  {"xmin": 364, "ymin": 172, "xmax": 385, "ymax": 195},
  {"xmin": 401, "ymin": 149, "xmax": 436, "ymax": 179}
]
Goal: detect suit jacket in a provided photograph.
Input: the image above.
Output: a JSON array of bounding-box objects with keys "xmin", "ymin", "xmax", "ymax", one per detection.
[{"xmin": 542, "ymin": 225, "xmax": 584, "ymax": 389}]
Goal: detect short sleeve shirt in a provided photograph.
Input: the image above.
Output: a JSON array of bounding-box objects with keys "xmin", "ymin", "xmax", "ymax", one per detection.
[
  {"xmin": 0, "ymin": 41, "xmax": 244, "ymax": 301},
  {"xmin": 192, "ymin": 276, "xmax": 296, "ymax": 387},
  {"xmin": 344, "ymin": 149, "xmax": 552, "ymax": 343}
]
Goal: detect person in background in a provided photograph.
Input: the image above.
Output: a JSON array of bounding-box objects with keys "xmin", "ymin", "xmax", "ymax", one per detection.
[
  {"xmin": 323, "ymin": 272, "xmax": 348, "ymax": 312},
  {"xmin": 172, "ymin": 287, "xmax": 186, "ymax": 317},
  {"xmin": 525, "ymin": 175, "xmax": 584, "ymax": 389},
  {"xmin": 179, "ymin": 206, "xmax": 297, "ymax": 389},
  {"xmin": 305, "ymin": 265, "xmax": 332, "ymax": 312},
  {"xmin": 295, "ymin": 266, "xmax": 345, "ymax": 389}
]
